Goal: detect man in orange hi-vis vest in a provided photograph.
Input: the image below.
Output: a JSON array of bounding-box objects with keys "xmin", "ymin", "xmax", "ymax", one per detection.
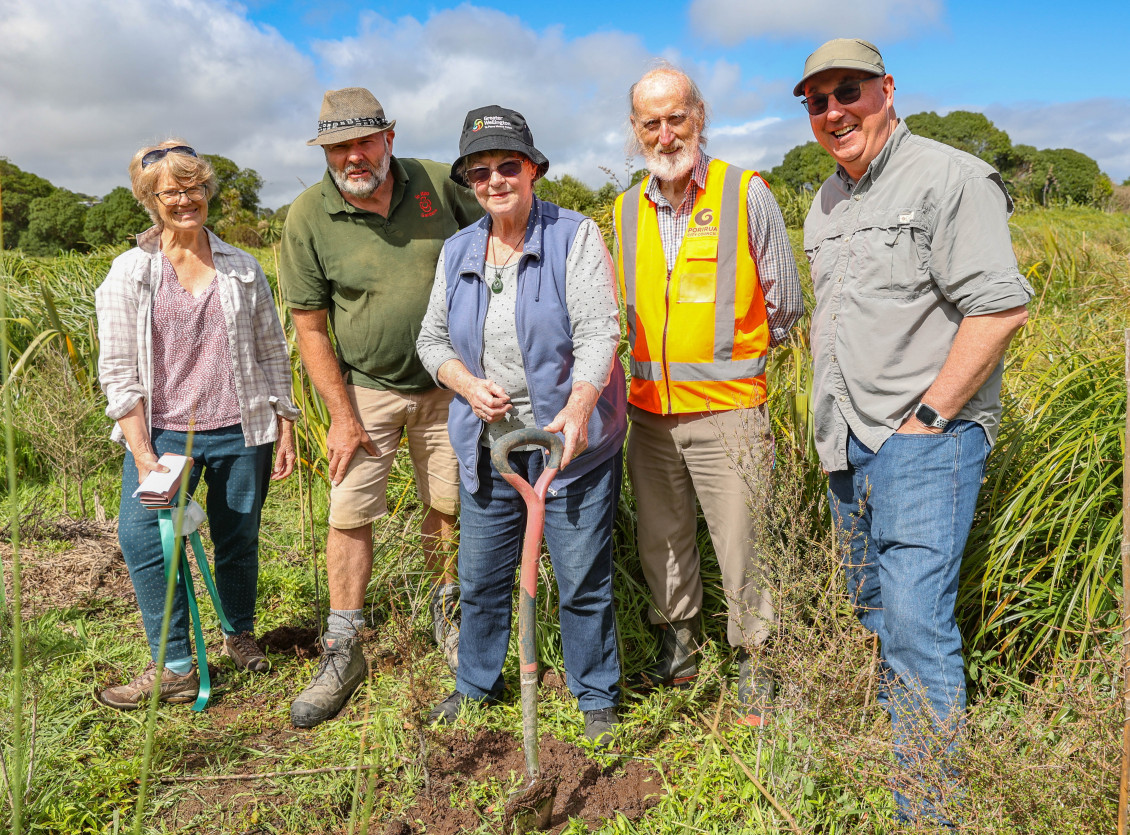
[{"xmin": 614, "ymin": 63, "xmax": 803, "ymax": 726}]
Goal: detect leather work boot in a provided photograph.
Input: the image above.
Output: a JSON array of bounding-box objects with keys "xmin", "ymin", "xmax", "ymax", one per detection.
[
  {"xmin": 583, "ymin": 706, "xmax": 621, "ymax": 750},
  {"xmin": 223, "ymin": 631, "xmax": 271, "ymax": 672},
  {"xmin": 100, "ymin": 661, "xmax": 198, "ymax": 710},
  {"xmin": 290, "ymin": 635, "xmax": 367, "ymax": 728},
  {"xmin": 634, "ymin": 615, "xmax": 701, "ymax": 690},
  {"xmin": 430, "ymin": 582, "xmax": 460, "ymax": 676},
  {"xmin": 427, "ymin": 689, "xmax": 499, "ymax": 724},
  {"xmin": 736, "ymin": 650, "xmax": 776, "ymax": 727}
]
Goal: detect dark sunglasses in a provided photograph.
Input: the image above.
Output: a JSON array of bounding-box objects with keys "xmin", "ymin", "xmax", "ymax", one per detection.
[
  {"xmin": 465, "ymin": 159, "xmax": 525, "ymax": 185},
  {"xmin": 141, "ymin": 145, "xmax": 198, "ymax": 167},
  {"xmin": 800, "ymin": 77, "xmax": 880, "ymax": 116}
]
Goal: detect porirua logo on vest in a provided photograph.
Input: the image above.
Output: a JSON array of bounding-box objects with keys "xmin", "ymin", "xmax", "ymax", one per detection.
[{"xmin": 686, "ymin": 207, "xmax": 718, "ymax": 239}]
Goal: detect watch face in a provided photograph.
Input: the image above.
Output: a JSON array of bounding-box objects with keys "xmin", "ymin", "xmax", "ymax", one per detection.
[{"xmin": 916, "ymin": 403, "xmax": 940, "ymax": 426}]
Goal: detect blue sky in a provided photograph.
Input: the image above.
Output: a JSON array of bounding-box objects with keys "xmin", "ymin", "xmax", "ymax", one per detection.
[{"xmin": 2, "ymin": 0, "xmax": 1127, "ymax": 208}]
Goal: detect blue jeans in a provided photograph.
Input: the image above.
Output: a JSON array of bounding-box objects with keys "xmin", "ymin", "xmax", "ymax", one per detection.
[
  {"xmin": 827, "ymin": 420, "xmax": 988, "ymax": 823},
  {"xmin": 456, "ymin": 448, "xmax": 622, "ymax": 711},
  {"xmin": 118, "ymin": 425, "xmax": 274, "ymax": 662}
]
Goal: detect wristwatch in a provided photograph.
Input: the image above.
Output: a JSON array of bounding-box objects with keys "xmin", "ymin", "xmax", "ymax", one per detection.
[{"xmin": 913, "ymin": 402, "xmax": 950, "ymax": 430}]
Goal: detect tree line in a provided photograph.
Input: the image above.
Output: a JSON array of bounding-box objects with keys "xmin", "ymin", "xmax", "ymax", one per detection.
[
  {"xmin": 0, "ymin": 155, "xmax": 278, "ymax": 255},
  {"xmin": 764, "ymin": 109, "xmax": 1119, "ymax": 206},
  {"xmin": 2, "ymin": 110, "xmax": 1122, "ymax": 256}
]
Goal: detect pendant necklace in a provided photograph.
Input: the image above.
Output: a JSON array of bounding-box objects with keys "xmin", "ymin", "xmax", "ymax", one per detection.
[{"xmin": 489, "ymin": 235, "xmax": 521, "ymax": 294}]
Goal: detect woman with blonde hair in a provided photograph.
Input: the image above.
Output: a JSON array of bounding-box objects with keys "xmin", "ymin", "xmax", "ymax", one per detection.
[{"xmin": 96, "ymin": 140, "xmax": 298, "ymax": 708}]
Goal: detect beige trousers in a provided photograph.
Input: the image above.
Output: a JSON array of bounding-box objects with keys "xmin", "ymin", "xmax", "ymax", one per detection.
[{"xmin": 626, "ymin": 403, "xmax": 774, "ymax": 648}]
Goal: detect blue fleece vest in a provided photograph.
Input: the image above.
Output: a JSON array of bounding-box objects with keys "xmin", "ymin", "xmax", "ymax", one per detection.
[{"xmin": 442, "ymin": 198, "xmax": 627, "ymax": 493}]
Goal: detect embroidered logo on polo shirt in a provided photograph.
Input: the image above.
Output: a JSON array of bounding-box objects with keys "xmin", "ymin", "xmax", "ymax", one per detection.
[{"xmin": 416, "ymin": 191, "xmax": 437, "ymax": 218}]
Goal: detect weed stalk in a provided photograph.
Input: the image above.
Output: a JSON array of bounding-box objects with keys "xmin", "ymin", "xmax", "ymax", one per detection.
[{"xmin": 2, "ymin": 274, "xmax": 26, "ymax": 834}]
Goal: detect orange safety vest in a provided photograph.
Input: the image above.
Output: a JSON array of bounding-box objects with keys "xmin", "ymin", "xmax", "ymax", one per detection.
[{"xmin": 614, "ymin": 159, "xmax": 770, "ymax": 415}]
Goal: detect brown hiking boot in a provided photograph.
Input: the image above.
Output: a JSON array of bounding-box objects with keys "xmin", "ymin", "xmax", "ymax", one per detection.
[
  {"xmin": 223, "ymin": 632, "xmax": 271, "ymax": 672},
  {"xmin": 100, "ymin": 661, "xmax": 198, "ymax": 710}
]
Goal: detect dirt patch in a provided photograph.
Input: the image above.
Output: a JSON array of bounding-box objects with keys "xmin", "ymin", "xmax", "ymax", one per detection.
[
  {"xmin": 388, "ymin": 729, "xmax": 663, "ymax": 833},
  {"xmin": 1, "ymin": 513, "xmax": 132, "ymax": 613},
  {"xmin": 260, "ymin": 625, "xmax": 321, "ymax": 660}
]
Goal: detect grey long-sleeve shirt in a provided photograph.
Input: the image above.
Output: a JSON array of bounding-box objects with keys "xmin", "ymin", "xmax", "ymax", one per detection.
[{"xmin": 804, "ymin": 121, "xmax": 1034, "ymax": 472}]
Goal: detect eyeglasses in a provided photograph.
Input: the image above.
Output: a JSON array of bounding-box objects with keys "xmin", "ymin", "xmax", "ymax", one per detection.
[
  {"xmin": 465, "ymin": 159, "xmax": 525, "ymax": 185},
  {"xmin": 155, "ymin": 185, "xmax": 207, "ymax": 206},
  {"xmin": 141, "ymin": 145, "xmax": 198, "ymax": 167},
  {"xmin": 800, "ymin": 77, "xmax": 880, "ymax": 116}
]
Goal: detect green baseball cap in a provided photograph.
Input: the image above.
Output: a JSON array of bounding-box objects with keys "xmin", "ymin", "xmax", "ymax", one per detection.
[{"xmin": 793, "ymin": 38, "xmax": 885, "ymax": 97}]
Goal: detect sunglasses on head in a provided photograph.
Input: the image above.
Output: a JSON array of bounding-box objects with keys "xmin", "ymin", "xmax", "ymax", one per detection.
[
  {"xmin": 141, "ymin": 145, "xmax": 198, "ymax": 167},
  {"xmin": 800, "ymin": 76, "xmax": 880, "ymax": 116},
  {"xmin": 465, "ymin": 159, "xmax": 525, "ymax": 185}
]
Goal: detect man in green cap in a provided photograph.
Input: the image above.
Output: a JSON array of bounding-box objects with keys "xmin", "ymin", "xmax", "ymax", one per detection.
[
  {"xmin": 280, "ymin": 87, "xmax": 481, "ymax": 728},
  {"xmin": 797, "ymin": 39, "xmax": 1032, "ymax": 822}
]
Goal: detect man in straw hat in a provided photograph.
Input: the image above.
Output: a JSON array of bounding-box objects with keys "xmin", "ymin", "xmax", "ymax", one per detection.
[
  {"xmin": 280, "ymin": 88, "xmax": 481, "ymax": 728},
  {"xmin": 796, "ymin": 39, "xmax": 1032, "ymax": 821}
]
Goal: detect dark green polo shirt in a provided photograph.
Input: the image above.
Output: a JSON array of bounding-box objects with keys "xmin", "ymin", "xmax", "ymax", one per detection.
[{"xmin": 279, "ymin": 157, "xmax": 482, "ymax": 392}]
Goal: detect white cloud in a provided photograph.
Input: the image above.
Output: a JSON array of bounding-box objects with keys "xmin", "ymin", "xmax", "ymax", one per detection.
[
  {"xmin": 308, "ymin": 7, "xmax": 653, "ymax": 188},
  {"xmin": 688, "ymin": 0, "xmax": 945, "ymax": 45},
  {"xmin": 985, "ymin": 100, "xmax": 1130, "ymax": 184},
  {"xmin": 0, "ymin": 0, "xmax": 323, "ymax": 208}
]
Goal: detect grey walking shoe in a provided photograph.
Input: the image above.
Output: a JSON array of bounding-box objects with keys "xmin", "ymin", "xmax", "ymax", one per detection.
[
  {"xmin": 100, "ymin": 661, "xmax": 198, "ymax": 710},
  {"xmin": 223, "ymin": 631, "xmax": 271, "ymax": 672},
  {"xmin": 631, "ymin": 615, "xmax": 701, "ymax": 690},
  {"xmin": 430, "ymin": 582, "xmax": 460, "ymax": 675},
  {"xmin": 290, "ymin": 635, "xmax": 366, "ymax": 728}
]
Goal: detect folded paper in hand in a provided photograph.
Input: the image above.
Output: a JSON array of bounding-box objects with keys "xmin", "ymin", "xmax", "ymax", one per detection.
[{"xmin": 132, "ymin": 453, "xmax": 194, "ymax": 509}]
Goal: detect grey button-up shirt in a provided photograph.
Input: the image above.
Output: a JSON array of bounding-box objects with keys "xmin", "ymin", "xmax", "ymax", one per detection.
[{"xmin": 804, "ymin": 121, "xmax": 1033, "ymax": 472}]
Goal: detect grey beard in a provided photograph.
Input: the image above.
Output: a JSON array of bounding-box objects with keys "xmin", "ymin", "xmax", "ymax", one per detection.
[{"xmin": 330, "ymin": 154, "xmax": 391, "ymax": 199}]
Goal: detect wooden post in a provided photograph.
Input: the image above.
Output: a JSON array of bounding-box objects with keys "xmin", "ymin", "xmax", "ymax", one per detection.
[{"xmin": 1120, "ymin": 328, "xmax": 1130, "ymax": 835}]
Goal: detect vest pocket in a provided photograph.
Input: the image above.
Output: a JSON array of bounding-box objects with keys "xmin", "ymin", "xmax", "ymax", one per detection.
[
  {"xmin": 677, "ymin": 237, "xmax": 718, "ymax": 303},
  {"xmin": 676, "ymin": 271, "xmax": 717, "ymax": 303}
]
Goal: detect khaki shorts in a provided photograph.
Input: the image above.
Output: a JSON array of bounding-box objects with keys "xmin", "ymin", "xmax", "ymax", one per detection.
[{"xmin": 328, "ymin": 385, "xmax": 460, "ymax": 529}]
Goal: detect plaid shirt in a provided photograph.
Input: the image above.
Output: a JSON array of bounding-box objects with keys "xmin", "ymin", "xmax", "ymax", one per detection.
[
  {"xmin": 641, "ymin": 151, "xmax": 803, "ymax": 347},
  {"xmin": 96, "ymin": 226, "xmax": 298, "ymax": 449}
]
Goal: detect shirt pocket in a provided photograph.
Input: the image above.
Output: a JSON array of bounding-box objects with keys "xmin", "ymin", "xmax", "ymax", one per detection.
[
  {"xmin": 849, "ymin": 208, "xmax": 931, "ymax": 299},
  {"xmin": 675, "ymin": 237, "xmax": 717, "ymax": 303},
  {"xmin": 804, "ymin": 233, "xmax": 842, "ymax": 294}
]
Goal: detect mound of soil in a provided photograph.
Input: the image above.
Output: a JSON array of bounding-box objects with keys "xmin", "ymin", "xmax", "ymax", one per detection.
[
  {"xmin": 260, "ymin": 624, "xmax": 321, "ymax": 660},
  {"xmin": 388, "ymin": 729, "xmax": 663, "ymax": 833}
]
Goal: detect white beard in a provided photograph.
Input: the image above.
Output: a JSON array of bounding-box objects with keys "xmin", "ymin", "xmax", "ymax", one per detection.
[{"xmin": 642, "ymin": 135, "xmax": 699, "ymax": 182}]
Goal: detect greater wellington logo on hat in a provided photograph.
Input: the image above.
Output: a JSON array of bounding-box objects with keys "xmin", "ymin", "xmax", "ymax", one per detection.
[
  {"xmin": 472, "ymin": 119, "xmax": 484, "ymax": 132},
  {"xmin": 307, "ymin": 87, "xmax": 397, "ymax": 146}
]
